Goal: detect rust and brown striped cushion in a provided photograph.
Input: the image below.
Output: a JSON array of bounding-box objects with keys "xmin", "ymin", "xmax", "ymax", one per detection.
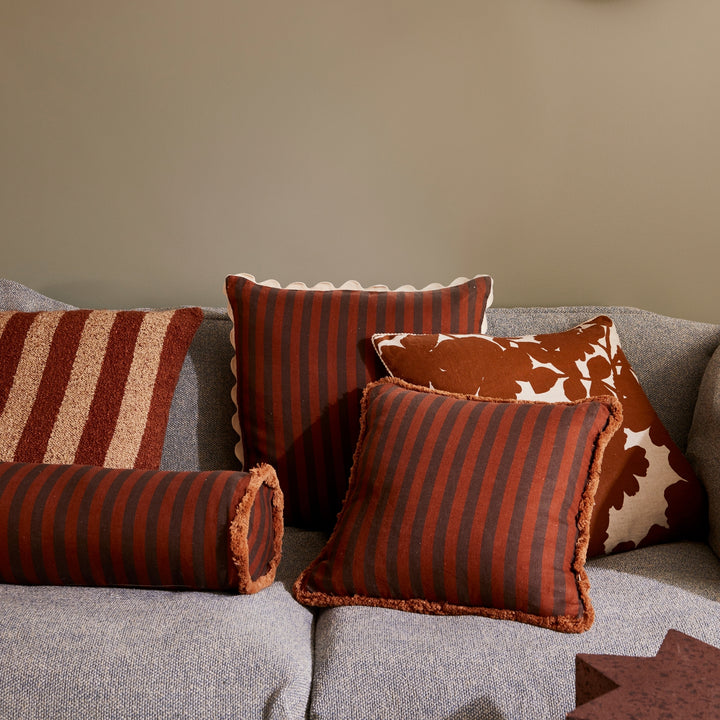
[
  {"xmin": 0, "ymin": 308, "xmax": 203, "ymax": 469},
  {"xmin": 0, "ymin": 462, "xmax": 283, "ymax": 592},
  {"xmin": 224, "ymin": 274, "xmax": 493, "ymax": 529},
  {"xmin": 293, "ymin": 379, "xmax": 622, "ymax": 632}
]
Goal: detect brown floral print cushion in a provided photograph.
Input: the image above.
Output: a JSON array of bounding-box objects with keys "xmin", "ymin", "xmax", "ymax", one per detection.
[{"xmin": 373, "ymin": 316, "xmax": 706, "ymax": 556}]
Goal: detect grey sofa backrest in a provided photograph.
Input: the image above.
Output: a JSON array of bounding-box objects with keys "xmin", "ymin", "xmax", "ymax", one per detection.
[
  {"xmin": 161, "ymin": 309, "xmax": 240, "ymax": 473},
  {"xmin": 163, "ymin": 304, "xmax": 720, "ymax": 476}
]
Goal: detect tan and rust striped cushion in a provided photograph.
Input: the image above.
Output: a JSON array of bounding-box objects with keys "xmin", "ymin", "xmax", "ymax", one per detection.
[
  {"xmin": 293, "ymin": 378, "xmax": 622, "ymax": 633},
  {"xmin": 0, "ymin": 462, "xmax": 282, "ymax": 592},
  {"xmin": 0, "ymin": 308, "xmax": 203, "ymax": 469}
]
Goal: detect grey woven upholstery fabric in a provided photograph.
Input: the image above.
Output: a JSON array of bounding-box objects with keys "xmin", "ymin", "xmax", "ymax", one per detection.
[
  {"xmin": 688, "ymin": 342, "xmax": 720, "ymax": 557},
  {"xmin": 309, "ymin": 542, "xmax": 720, "ymax": 720},
  {"xmin": 160, "ymin": 308, "xmax": 241, "ymax": 472},
  {"xmin": 3, "ymin": 279, "xmax": 720, "ymax": 720},
  {"xmin": 0, "ymin": 528, "xmax": 326, "ymax": 720},
  {"xmin": 0, "ymin": 278, "xmax": 75, "ymax": 311}
]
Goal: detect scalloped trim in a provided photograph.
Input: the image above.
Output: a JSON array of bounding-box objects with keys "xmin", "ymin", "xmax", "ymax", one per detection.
[
  {"xmin": 230, "ymin": 272, "xmax": 492, "ymax": 294},
  {"xmin": 224, "ymin": 273, "xmax": 494, "ymax": 484}
]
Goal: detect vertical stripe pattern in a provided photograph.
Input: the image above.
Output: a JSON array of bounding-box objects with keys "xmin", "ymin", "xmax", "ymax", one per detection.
[
  {"xmin": 0, "ymin": 462, "xmax": 283, "ymax": 593},
  {"xmin": 225, "ymin": 275, "xmax": 493, "ymax": 529},
  {"xmin": 0, "ymin": 308, "xmax": 203, "ymax": 469},
  {"xmin": 293, "ymin": 379, "xmax": 622, "ymax": 633}
]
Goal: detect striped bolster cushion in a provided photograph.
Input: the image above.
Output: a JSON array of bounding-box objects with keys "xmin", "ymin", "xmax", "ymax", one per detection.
[
  {"xmin": 0, "ymin": 307, "xmax": 203, "ymax": 469},
  {"xmin": 0, "ymin": 462, "xmax": 283, "ymax": 593},
  {"xmin": 225, "ymin": 274, "xmax": 494, "ymax": 530},
  {"xmin": 293, "ymin": 378, "xmax": 622, "ymax": 632}
]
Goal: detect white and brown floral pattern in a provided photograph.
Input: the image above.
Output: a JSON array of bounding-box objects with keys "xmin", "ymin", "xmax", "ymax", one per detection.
[{"xmin": 373, "ymin": 316, "xmax": 707, "ymax": 557}]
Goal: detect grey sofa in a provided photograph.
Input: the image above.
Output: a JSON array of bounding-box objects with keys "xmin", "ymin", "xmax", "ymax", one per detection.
[{"xmin": 1, "ymin": 279, "xmax": 719, "ymax": 720}]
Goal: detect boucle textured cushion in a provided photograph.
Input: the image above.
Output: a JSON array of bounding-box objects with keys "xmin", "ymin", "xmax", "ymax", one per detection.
[
  {"xmin": 225, "ymin": 273, "xmax": 493, "ymax": 529},
  {"xmin": 373, "ymin": 316, "xmax": 706, "ymax": 557},
  {"xmin": 0, "ymin": 308, "xmax": 203, "ymax": 469},
  {"xmin": 0, "ymin": 462, "xmax": 283, "ymax": 592},
  {"xmin": 293, "ymin": 378, "xmax": 621, "ymax": 632}
]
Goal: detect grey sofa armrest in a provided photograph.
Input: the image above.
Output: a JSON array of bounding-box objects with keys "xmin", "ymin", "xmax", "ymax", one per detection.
[{"xmin": 688, "ymin": 343, "xmax": 720, "ymax": 558}]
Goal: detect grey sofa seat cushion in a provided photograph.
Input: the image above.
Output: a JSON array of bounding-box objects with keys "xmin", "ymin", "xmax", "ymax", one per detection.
[
  {"xmin": 0, "ymin": 528, "xmax": 327, "ymax": 720},
  {"xmin": 308, "ymin": 542, "xmax": 720, "ymax": 720}
]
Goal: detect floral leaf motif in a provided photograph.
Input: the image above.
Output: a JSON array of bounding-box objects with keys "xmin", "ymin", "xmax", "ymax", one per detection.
[
  {"xmin": 527, "ymin": 366, "xmax": 564, "ymax": 395},
  {"xmin": 604, "ymin": 426, "xmax": 678, "ymax": 553}
]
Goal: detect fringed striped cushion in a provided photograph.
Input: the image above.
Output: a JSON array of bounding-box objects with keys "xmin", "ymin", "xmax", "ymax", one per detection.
[
  {"xmin": 0, "ymin": 308, "xmax": 203, "ymax": 469},
  {"xmin": 0, "ymin": 462, "xmax": 283, "ymax": 592},
  {"xmin": 293, "ymin": 379, "xmax": 622, "ymax": 632},
  {"xmin": 225, "ymin": 274, "xmax": 494, "ymax": 529}
]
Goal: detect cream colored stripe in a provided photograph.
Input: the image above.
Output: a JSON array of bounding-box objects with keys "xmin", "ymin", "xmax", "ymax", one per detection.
[
  {"xmin": 103, "ymin": 311, "xmax": 173, "ymax": 467},
  {"xmin": 43, "ymin": 311, "xmax": 117, "ymax": 463},
  {"xmin": 0, "ymin": 312, "xmax": 62, "ymax": 460}
]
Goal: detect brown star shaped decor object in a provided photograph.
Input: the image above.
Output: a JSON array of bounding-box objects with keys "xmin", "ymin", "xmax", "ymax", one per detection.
[{"xmin": 566, "ymin": 629, "xmax": 720, "ymax": 719}]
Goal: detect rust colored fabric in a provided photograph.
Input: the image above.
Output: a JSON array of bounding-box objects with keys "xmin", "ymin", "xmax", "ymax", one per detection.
[
  {"xmin": 373, "ymin": 316, "xmax": 707, "ymax": 557},
  {"xmin": 293, "ymin": 378, "xmax": 621, "ymax": 633},
  {"xmin": 0, "ymin": 308, "xmax": 203, "ymax": 470},
  {"xmin": 225, "ymin": 274, "xmax": 493, "ymax": 530},
  {"xmin": 0, "ymin": 462, "xmax": 283, "ymax": 593}
]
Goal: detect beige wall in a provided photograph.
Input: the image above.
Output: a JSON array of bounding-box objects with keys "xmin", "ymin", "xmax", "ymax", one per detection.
[{"xmin": 2, "ymin": 1, "xmax": 719, "ymax": 321}]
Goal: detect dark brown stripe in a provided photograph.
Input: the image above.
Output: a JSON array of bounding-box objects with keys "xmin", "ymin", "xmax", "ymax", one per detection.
[
  {"xmin": 262, "ymin": 287, "xmax": 281, "ymax": 467},
  {"xmin": 0, "ymin": 313, "xmax": 38, "ymax": 416},
  {"xmin": 13, "ymin": 312, "xmax": 90, "ymax": 461},
  {"xmin": 248, "ymin": 483, "xmax": 268, "ymax": 573},
  {"xmin": 178, "ymin": 474, "xmax": 204, "ymax": 586},
  {"xmin": 361, "ymin": 387, "xmax": 428, "ymax": 598},
  {"xmin": 407, "ymin": 395, "xmax": 467, "ymax": 599},
  {"xmin": 428, "ymin": 400, "xmax": 484, "ymax": 604},
  {"xmin": 203, "ymin": 472, "xmax": 231, "ymax": 588},
  {"xmin": 525, "ymin": 407, "xmax": 578, "ymax": 615},
  {"xmin": 487, "ymin": 406, "xmax": 539, "ymax": 610},
  {"xmin": 120, "ymin": 470, "xmax": 154, "ymax": 586},
  {"xmin": 303, "ymin": 291, "xmax": 328, "ymax": 520},
  {"xmin": 73, "ymin": 313, "xmax": 143, "ymax": 465},
  {"xmin": 325, "ymin": 291, "xmax": 346, "ymax": 509},
  {"xmin": 1, "ymin": 462, "xmax": 51, "ymax": 582},
  {"xmin": 455, "ymin": 403, "xmax": 504, "ymax": 606},
  {"xmin": 50, "ymin": 465, "xmax": 94, "ymax": 584},
  {"xmin": 249, "ymin": 485, "xmax": 274, "ymax": 581},
  {"xmin": 384, "ymin": 392, "xmax": 454, "ymax": 599},
  {"xmin": 96, "ymin": 469, "xmax": 133, "ymax": 585},
  {"xmin": 133, "ymin": 308, "xmax": 202, "ymax": 469},
  {"xmin": 75, "ymin": 466, "xmax": 113, "ymax": 585},
  {"xmin": 338, "ymin": 382, "xmax": 407, "ymax": 595},
  {"xmin": 500, "ymin": 404, "xmax": 555, "ymax": 612},
  {"xmin": 190, "ymin": 471, "xmax": 221, "ymax": 587},
  {"xmin": 277, "ymin": 289, "xmax": 299, "ymax": 512},
  {"xmin": 251, "ymin": 286, "xmax": 271, "ymax": 470},
  {"xmin": 550, "ymin": 403, "xmax": 605, "ymax": 616}
]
